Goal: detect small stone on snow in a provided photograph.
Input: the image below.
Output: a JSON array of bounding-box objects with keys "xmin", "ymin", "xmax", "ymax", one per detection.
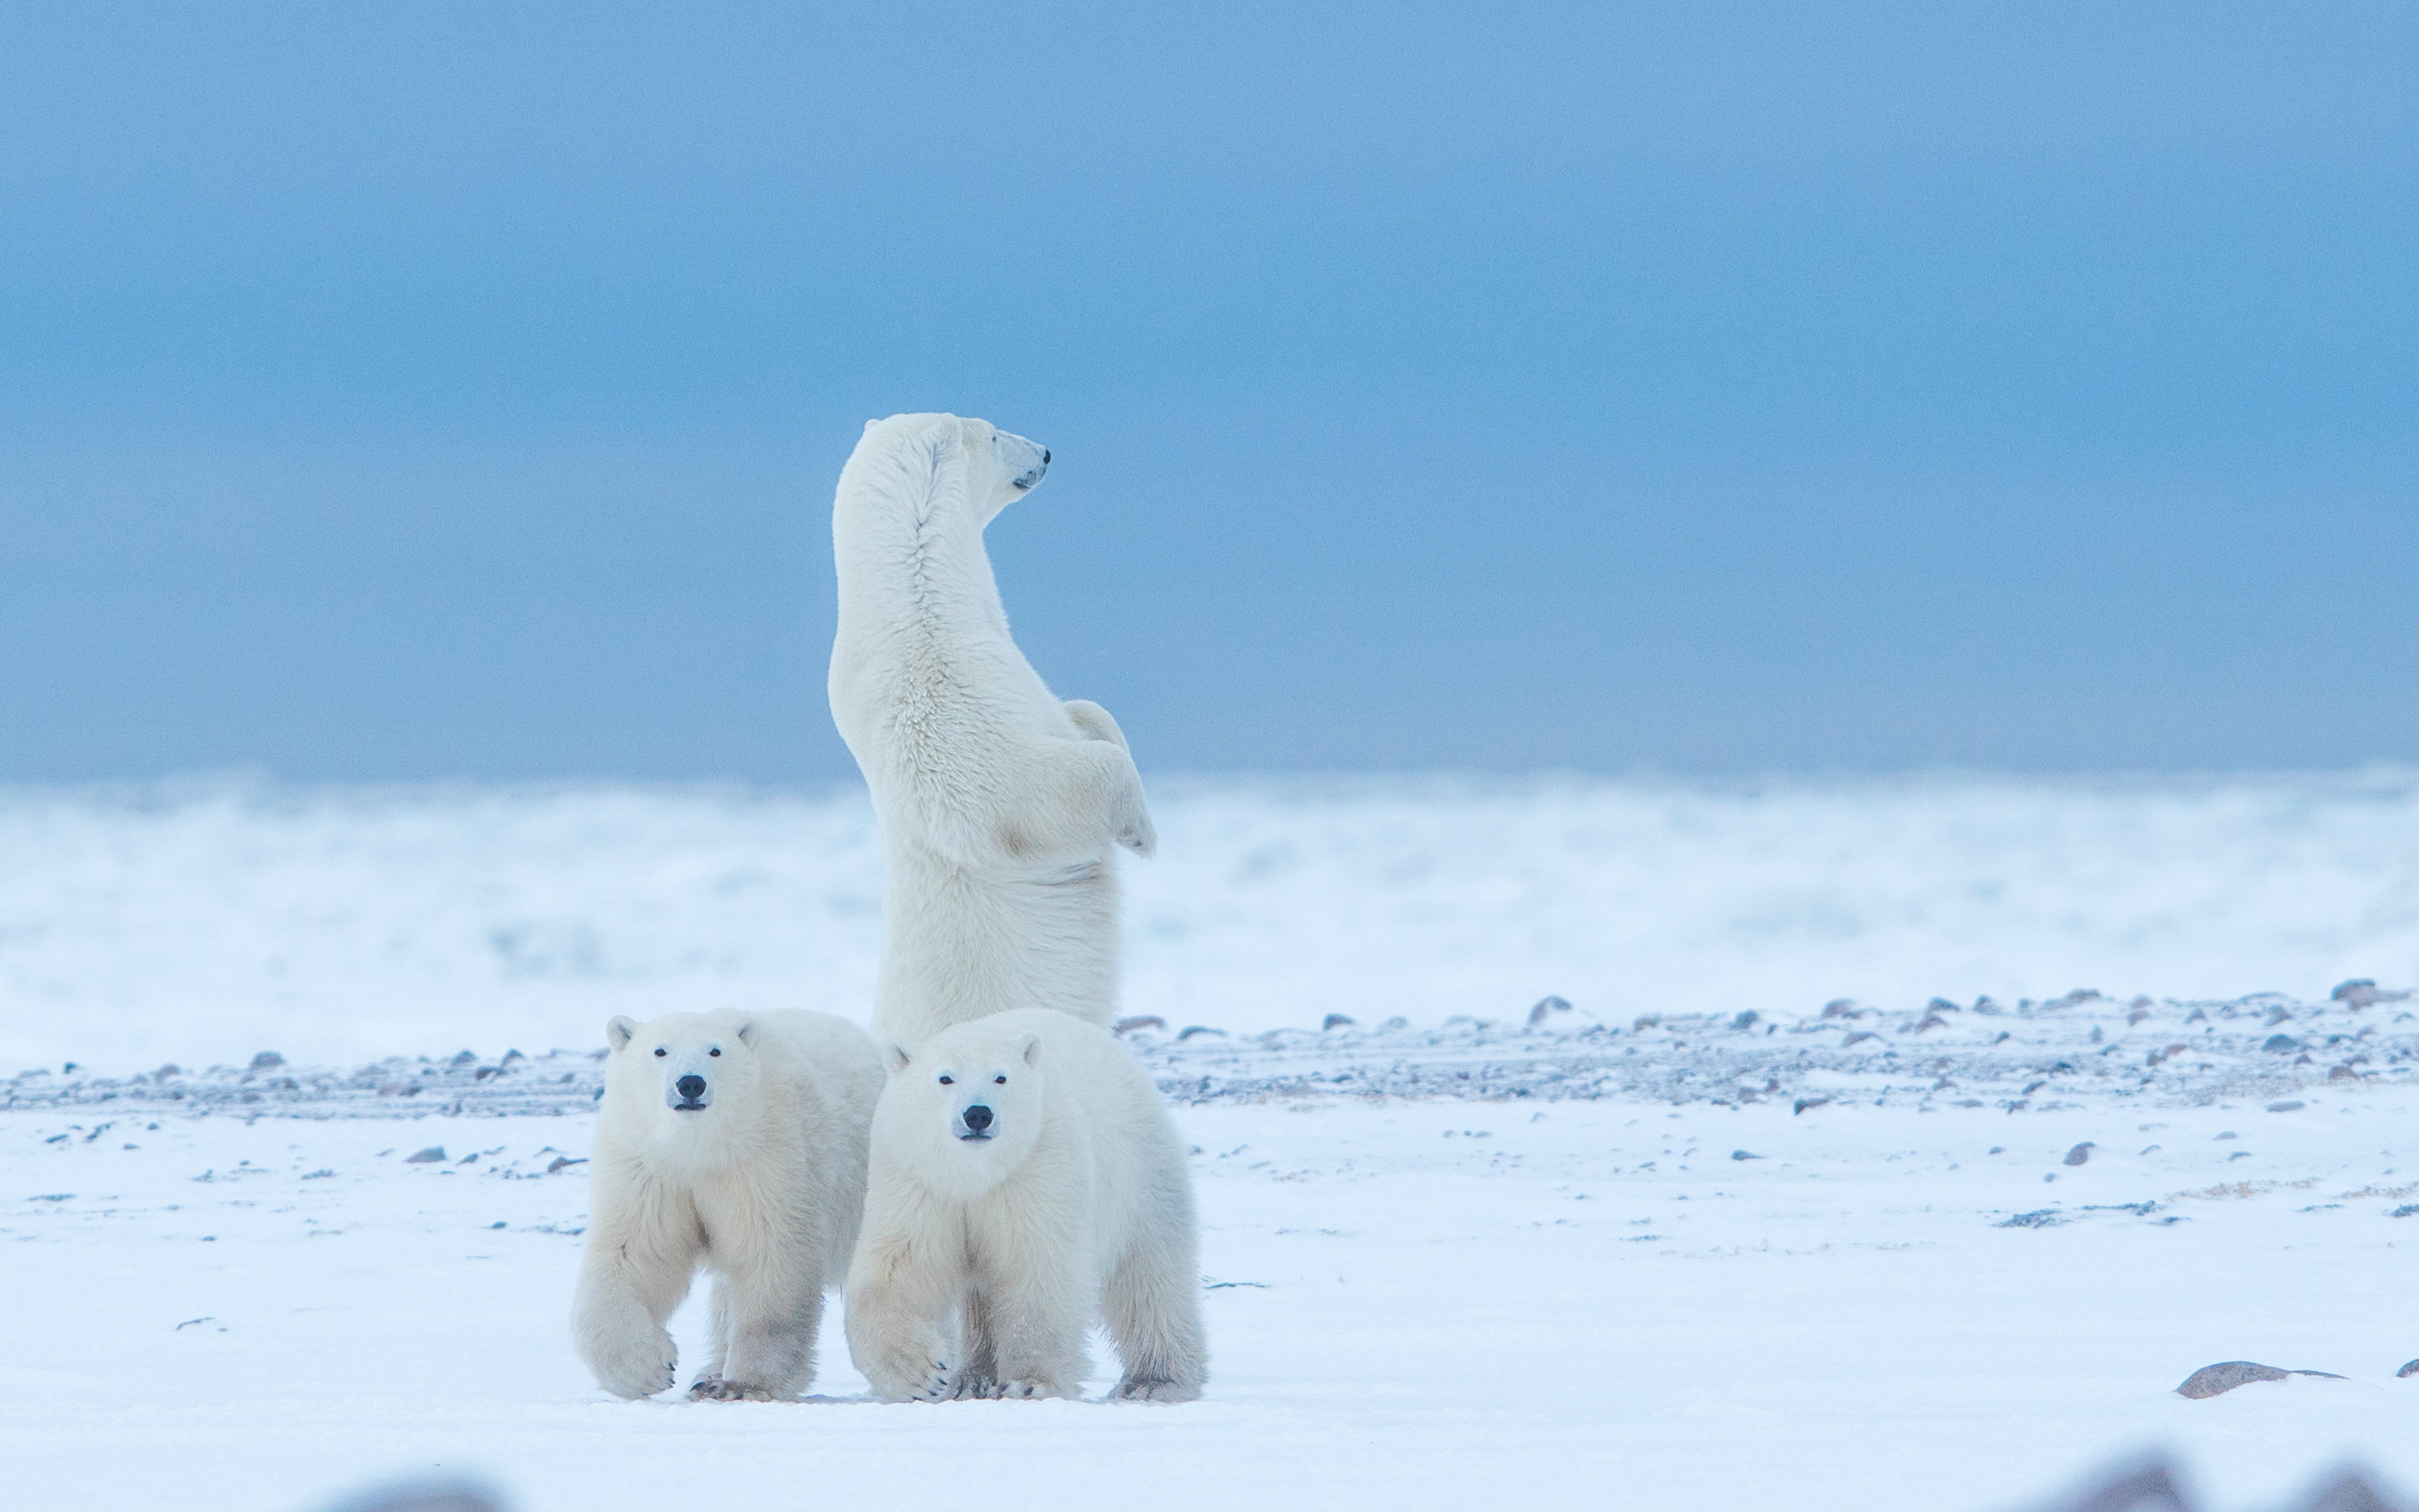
[{"xmin": 2175, "ymin": 1361, "xmax": 2343, "ymax": 1399}]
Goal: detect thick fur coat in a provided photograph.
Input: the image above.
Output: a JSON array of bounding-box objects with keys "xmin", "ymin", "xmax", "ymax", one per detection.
[
  {"xmin": 843, "ymin": 1009, "xmax": 1208, "ymax": 1404},
  {"xmin": 572, "ymin": 1009, "xmax": 883, "ymax": 1401},
  {"xmin": 828, "ymin": 413, "xmax": 1156, "ymax": 1045}
]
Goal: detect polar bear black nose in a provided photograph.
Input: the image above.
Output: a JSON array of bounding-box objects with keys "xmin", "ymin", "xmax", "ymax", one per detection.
[
  {"xmin": 1041, "ymin": 449, "xmax": 1049, "ymax": 464},
  {"xmin": 677, "ymin": 1074, "xmax": 706, "ymax": 1100},
  {"xmin": 961, "ymin": 1104, "xmax": 993, "ymax": 1133}
]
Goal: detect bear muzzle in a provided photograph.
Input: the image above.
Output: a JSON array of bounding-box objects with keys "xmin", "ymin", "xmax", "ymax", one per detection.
[
  {"xmin": 956, "ymin": 1103, "xmax": 995, "ymax": 1141},
  {"xmin": 670, "ymin": 1072, "xmax": 711, "ymax": 1112}
]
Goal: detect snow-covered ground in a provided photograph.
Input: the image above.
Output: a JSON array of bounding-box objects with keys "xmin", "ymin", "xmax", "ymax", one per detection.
[
  {"xmin": 7, "ymin": 773, "xmax": 2419, "ymax": 1509},
  {"xmin": 9, "ymin": 1073, "xmax": 2419, "ymax": 1510}
]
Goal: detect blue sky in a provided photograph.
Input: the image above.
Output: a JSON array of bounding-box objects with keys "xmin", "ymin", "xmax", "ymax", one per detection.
[{"xmin": 3, "ymin": 3, "xmax": 2412, "ymax": 780}]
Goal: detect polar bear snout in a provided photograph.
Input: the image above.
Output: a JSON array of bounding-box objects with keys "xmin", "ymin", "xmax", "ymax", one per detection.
[
  {"xmin": 994, "ymin": 429, "xmax": 1050, "ymax": 493},
  {"xmin": 957, "ymin": 1103, "xmax": 995, "ymax": 1141},
  {"xmin": 664, "ymin": 1062, "xmax": 715, "ymax": 1112}
]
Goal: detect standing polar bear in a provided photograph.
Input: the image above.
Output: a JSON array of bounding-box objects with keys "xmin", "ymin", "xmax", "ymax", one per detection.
[
  {"xmin": 845, "ymin": 1009, "xmax": 1208, "ymax": 1404},
  {"xmin": 829, "ymin": 413, "xmax": 1156, "ymax": 1045},
  {"xmin": 572, "ymin": 1009, "xmax": 883, "ymax": 1401}
]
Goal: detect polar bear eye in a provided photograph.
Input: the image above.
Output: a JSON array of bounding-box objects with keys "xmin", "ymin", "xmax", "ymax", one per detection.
[
  {"xmin": 993, "ymin": 1074, "xmax": 1007, "ymax": 1084},
  {"xmin": 937, "ymin": 1075, "xmax": 953, "ymax": 1085},
  {"xmin": 709, "ymin": 1047, "xmax": 721, "ymax": 1057},
  {"xmin": 653, "ymin": 1047, "xmax": 667, "ymax": 1057}
]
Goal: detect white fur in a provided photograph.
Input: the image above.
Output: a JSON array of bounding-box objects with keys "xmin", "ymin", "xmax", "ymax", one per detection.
[
  {"xmin": 828, "ymin": 413, "xmax": 1156, "ymax": 1044},
  {"xmin": 844, "ymin": 1009, "xmax": 1208, "ymax": 1403},
  {"xmin": 572, "ymin": 1009, "xmax": 883, "ymax": 1401}
]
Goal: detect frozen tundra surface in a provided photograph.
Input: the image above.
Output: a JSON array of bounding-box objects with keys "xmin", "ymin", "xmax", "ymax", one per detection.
[
  {"xmin": 9, "ymin": 1084, "xmax": 2419, "ymax": 1511},
  {"xmin": 4, "ymin": 770, "xmax": 2419, "ymax": 1072}
]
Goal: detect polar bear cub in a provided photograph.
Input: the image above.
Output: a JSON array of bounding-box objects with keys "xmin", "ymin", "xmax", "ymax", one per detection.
[
  {"xmin": 845, "ymin": 1009, "xmax": 1207, "ymax": 1403},
  {"xmin": 573, "ymin": 1009, "xmax": 883, "ymax": 1401},
  {"xmin": 828, "ymin": 413, "xmax": 1157, "ymax": 1045}
]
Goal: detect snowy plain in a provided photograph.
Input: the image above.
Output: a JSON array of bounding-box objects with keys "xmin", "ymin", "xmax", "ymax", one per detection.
[{"xmin": 7, "ymin": 772, "xmax": 2419, "ymax": 1510}]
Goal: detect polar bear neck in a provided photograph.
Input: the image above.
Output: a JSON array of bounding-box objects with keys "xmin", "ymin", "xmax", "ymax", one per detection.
[{"xmin": 830, "ymin": 430, "xmax": 1019, "ymax": 660}]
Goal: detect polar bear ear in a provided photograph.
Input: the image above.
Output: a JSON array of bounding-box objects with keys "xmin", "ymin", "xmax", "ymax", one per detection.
[
  {"xmin": 733, "ymin": 1020, "xmax": 757, "ymax": 1048},
  {"xmin": 1017, "ymin": 1031, "xmax": 1041, "ymax": 1067},
  {"xmin": 885, "ymin": 1043, "xmax": 913, "ymax": 1075},
  {"xmin": 605, "ymin": 1016, "xmax": 638, "ymax": 1051}
]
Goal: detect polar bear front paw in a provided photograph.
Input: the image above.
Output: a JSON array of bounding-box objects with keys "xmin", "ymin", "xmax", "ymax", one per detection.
[
  {"xmin": 1062, "ymin": 699, "xmax": 1129, "ymax": 751},
  {"xmin": 859, "ymin": 1330, "xmax": 956, "ymax": 1403},
  {"xmin": 1111, "ymin": 1377, "xmax": 1201, "ymax": 1403},
  {"xmin": 689, "ymin": 1375, "xmax": 780, "ymax": 1403},
  {"xmin": 989, "ymin": 1376, "xmax": 1071, "ymax": 1400},
  {"xmin": 584, "ymin": 1326, "xmax": 677, "ymax": 1399},
  {"xmin": 1117, "ymin": 809, "xmax": 1157, "ymax": 859},
  {"xmin": 948, "ymin": 1369, "xmax": 999, "ymax": 1400}
]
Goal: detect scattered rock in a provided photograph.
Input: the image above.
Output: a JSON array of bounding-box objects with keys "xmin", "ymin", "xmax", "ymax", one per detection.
[
  {"xmin": 545, "ymin": 1156, "xmax": 586, "ymax": 1174},
  {"xmin": 1113, "ymin": 1015, "xmax": 1166, "ymax": 1035},
  {"xmin": 1527, "ymin": 996, "xmax": 1572, "ymax": 1026},
  {"xmin": 1793, "ymin": 1096, "xmax": 1831, "ymax": 1115},
  {"xmin": 2335, "ymin": 979, "xmax": 2414, "ymax": 1009},
  {"xmin": 2390, "ymin": 1204, "xmax": 2419, "ymax": 1219},
  {"xmin": 2331, "ymin": 1065, "xmax": 2361, "ymax": 1081},
  {"xmin": 1175, "ymin": 1026, "xmax": 1225, "ymax": 1040},
  {"xmin": 2263, "ymin": 1034, "xmax": 2304, "ymax": 1054},
  {"xmin": 403, "ymin": 1146, "xmax": 446, "ymax": 1164},
  {"xmin": 1821, "ymin": 998, "xmax": 1857, "ymax": 1017},
  {"xmin": 2400, "ymin": 1360, "xmax": 2419, "ymax": 1378},
  {"xmin": 2175, "ymin": 1361, "xmax": 2344, "ymax": 1399},
  {"xmin": 1320, "ymin": 1014, "xmax": 1356, "ymax": 1031},
  {"xmin": 1731, "ymin": 1150, "xmax": 1762, "ymax": 1161},
  {"xmin": 248, "ymin": 1051, "xmax": 284, "ymax": 1072},
  {"xmin": 1729, "ymin": 1009, "xmax": 1758, "ymax": 1030},
  {"xmin": 2267, "ymin": 1100, "xmax": 2306, "ymax": 1114},
  {"xmin": 2063, "ymin": 1142, "xmax": 2095, "ymax": 1166},
  {"xmin": 1996, "ymin": 1209, "xmax": 2063, "ymax": 1228}
]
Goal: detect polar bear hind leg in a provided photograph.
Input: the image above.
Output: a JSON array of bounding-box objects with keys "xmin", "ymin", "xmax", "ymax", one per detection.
[
  {"xmin": 1103, "ymin": 1236, "xmax": 1209, "ymax": 1402},
  {"xmin": 967, "ymin": 1240, "xmax": 1094, "ymax": 1399},
  {"xmin": 947, "ymin": 1288, "xmax": 1004, "ymax": 1399},
  {"xmin": 688, "ymin": 1262, "xmax": 825, "ymax": 1401}
]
